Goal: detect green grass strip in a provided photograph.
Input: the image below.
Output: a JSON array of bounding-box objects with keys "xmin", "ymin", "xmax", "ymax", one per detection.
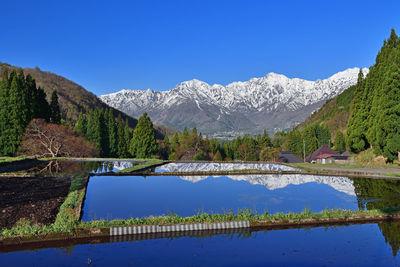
[{"xmin": 2, "ymin": 207, "xmax": 399, "ymax": 238}]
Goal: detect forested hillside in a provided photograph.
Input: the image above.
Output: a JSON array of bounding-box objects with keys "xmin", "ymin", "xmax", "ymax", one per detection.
[
  {"xmin": 0, "ymin": 63, "xmax": 173, "ymax": 139},
  {"xmin": 294, "ymin": 29, "xmax": 400, "ymax": 162},
  {"xmin": 347, "ymin": 29, "xmax": 400, "ymax": 161}
]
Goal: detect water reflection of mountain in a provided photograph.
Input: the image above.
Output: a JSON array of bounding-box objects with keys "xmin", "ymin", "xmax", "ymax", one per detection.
[
  {"xmin": 157, "ymin": 162, "xmax": 299, "ymax": 172},
  {"xmin": 179, "ymin": 174, "xmax": 356, "ymax": 196}
]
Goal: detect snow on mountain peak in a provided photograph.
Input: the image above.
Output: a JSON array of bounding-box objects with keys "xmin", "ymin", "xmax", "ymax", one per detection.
[{"xmin": 100, "ymin": 67, "xmax": 368, "ymax": 136}]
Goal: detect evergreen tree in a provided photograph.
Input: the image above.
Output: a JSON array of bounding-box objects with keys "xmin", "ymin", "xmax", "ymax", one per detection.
[
  {"xmin": 49, "ymin": 89, "xmax": 61, "ymax": 124},
  {"xmin": 7, "ymin": 74, "xmax": 25, "ymax": 155},
  {"xmin": 335, "ymin": 131, "xmax": 346, "ymax": 153},
  {"xmin": 0, "ymin": 69, "xmax": 9, "ymax": 154},
  {"xmin": 16, "ymin": 68, "xmax": 29, "ymax": 126},
  {"xmin": 375, "ymin": 68, "xmax": 400, "ymax": 162},
  {"xmin": 303, "ymin": 126, "xmax": 319, "ymax": 156},
  {"xmin": 124, "ymin": 120, "xmax": 132, "ymax": 157},
  {"xmin": 347, "ymin": 69, "xmax": 368, "ymax": 152},
  {"xmin": 129, "ymin": 113, "xmax": 157, "ymax": 158},
  {"xmin": 24, "ymin": 74, "xmax": 36, "ymax": 122},
  {"xmin": 74, "ymin": 111, "xmax": 87, "ymax": 135},
  {"xmin": 34, "ymin": 87, "xmax": 51, "ymax": 121},
  {"xmin": 106, "ymin": 109, "xmax": 118, "ymax": 157},
  {"xmin": 286, "ymin": 129, "xmax": 303, "ymax": 158},
  {"xmin": 116, "ymin": 115, "xmax": 127, "ymax": 158},
  {"xmin": 86, "ymin": 109, "xmax": 108, "ymax": 156},
  {"xmin": 260, "ymin": 129, "xmax": 272, "ymax": 147}
]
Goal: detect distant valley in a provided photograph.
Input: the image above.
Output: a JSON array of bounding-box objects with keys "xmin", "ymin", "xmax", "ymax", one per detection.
[{"xmin": 101, "ymin": 68, "xmax": 368, "ymax": 138}]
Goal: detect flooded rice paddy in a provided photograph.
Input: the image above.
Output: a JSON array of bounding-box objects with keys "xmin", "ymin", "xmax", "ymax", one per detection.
[
  {"xmin": 1, "ymin": 222, "xmax": 400, "ymax": 266},
  {"xmin": 2, "ymin": 161, "xmax": 400, "ymax": 265},
  {"xmin": 155, "ymin": 162, "xmax": 299, "ymax": 172},
  {"xmin": 83, "ymin": 174, "xmax": 360, "ymax": 220},
  {"xmin": 26, "ymin": 159, "xmax": 135, "ymax": 174},
  {"xmin": 83, "ymin": 168, "xmax": 400, "ymax": 221}
]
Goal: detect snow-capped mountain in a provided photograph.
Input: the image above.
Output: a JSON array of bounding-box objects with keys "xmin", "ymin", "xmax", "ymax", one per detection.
[
  {"xmin": 100, "ymin": 67, "xmax": 369, "ymax": 137},
  {"xmin": 180, "ymin": 174, "xmax": 355, "ymax": 196}
]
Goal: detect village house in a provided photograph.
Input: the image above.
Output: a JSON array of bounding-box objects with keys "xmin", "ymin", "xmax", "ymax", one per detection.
[{"xmin": 306, "ymin": 145, "xmax": 352, "ymax": 164}]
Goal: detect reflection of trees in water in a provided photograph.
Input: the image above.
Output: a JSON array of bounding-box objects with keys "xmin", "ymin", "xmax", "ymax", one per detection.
[
  {"xmin": 352, "ymin": 178, "xmax": 400, "ymax": 210},
  {"xmin": 32, "ymin": 160, "xmax": 113, "ymax": 174},
  {"xmin": 353, "ymin": 178, "xmax": 400, "ymax": 257},
  {"xmin": 378, "ymin": 222, "xmax": 400, "ymax": 257}
]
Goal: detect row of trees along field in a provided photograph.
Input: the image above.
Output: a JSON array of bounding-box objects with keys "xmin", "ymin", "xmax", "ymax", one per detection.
[
  {"xmin": 346, "ymin": 29, "xmax": 400, "ymax": 162},
  {"xmin": 0, "ymin": 69, "xmax": 61, "ymax": 155},
  {"xmin": 74, "ymin": 110, "xmax": 157, "ymax": 158},
  {"xmin": 0, "ymin": 67, "xmax": 159, "ymax": 158},
  {"xmin": 158, "ymin": 128, "xmax": 282, "ymax": 161}
]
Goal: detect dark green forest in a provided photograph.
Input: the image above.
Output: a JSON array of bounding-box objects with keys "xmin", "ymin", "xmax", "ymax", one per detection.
[
  {"xmin": 0, "ymin": 69, "xmax": 58, "ymax": 155},
  {"xmin": 347, "ymin": 29, "xmax": 400, "ymax": 161},
  {"xmin": 289, "ymin": 29, "xmax": 400, "ymax": 163}
]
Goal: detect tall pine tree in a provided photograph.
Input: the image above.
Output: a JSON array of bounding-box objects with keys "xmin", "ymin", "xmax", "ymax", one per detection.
[
  {"xmin": 50, "ymin": 89, "xmax": 61, "ymax": 124},
  {"xmin": 129, "ymin": 113, "xmax": 157, "ymax": 158}
]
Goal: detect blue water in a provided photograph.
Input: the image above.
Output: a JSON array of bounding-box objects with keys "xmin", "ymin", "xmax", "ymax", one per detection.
[
  {"xmin": 27, "ymin": 160, "xmax": 135, "ymax": 174},
  {"xmin": 82, "ymin": 174, "xmax": 357, "ymax": 221},
  {"xmin": 1, "ymin": 223, "xmax": 399, "ymax": 266}
]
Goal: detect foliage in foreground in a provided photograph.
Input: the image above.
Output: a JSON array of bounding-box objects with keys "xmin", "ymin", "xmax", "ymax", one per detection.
[{"xmin": 2, "ymin": 207, "xmax": 399, "ymax": 238}]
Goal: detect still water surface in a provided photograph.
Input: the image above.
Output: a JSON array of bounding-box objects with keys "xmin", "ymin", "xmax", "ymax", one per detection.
[
  {"xmin": 1, "ymin": 223, "xmax": 400, "ymax": 266},
  {"xmin": 82, "ymin": 173, "xmax": 400, "ymax": 221}
]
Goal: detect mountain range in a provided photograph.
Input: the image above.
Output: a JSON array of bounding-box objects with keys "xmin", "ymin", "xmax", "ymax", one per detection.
[{"xmin": 100, "ymin": 68, "xmax": 368, "ymax": 138}]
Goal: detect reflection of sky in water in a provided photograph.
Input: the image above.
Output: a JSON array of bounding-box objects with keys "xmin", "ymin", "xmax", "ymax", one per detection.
[
  {"xmin": 2, "ymin": 223, "xmax": 400, "ymax": 266},
  {"xmin": 82, "ymin": 174, "xmax": 358, "ymax": 221}
]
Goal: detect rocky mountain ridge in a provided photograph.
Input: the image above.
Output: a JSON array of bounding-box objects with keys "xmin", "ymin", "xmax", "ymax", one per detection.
[{"xmin": 101, "ymin": 68, "xmax": 368, "ymax": 137}]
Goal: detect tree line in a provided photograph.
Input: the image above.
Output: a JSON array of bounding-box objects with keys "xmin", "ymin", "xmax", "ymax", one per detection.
[
  {"xmin": 74, "ymin": 110, "xmax": 157, "ymax": 158},
  {"xmin": 347, "ymin": 29, "xmax": 400, "ymax": 162},
  {"xmin": 0, "ymin": 68, "xmax": 61, "ymax": 155}
]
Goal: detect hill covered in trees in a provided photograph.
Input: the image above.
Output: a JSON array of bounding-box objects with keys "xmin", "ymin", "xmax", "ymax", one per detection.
[
  {"xmin": 292, "ymin": 29, "xmax": 400, "ymax": 162},
  {"xmin": 0, "ymin": 62, "xmax": 173, "ymax": 139}
]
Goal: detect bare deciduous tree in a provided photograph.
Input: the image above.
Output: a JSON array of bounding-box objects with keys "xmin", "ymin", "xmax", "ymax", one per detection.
[{"xmin": 20, "ymin": 119, "xmax": 98, "ymax": 158}]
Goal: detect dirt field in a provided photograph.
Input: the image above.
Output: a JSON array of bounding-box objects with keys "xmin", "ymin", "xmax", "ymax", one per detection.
[{"xmin": 0, "ymin": 177, "xmax": 71, "ymax": 229}]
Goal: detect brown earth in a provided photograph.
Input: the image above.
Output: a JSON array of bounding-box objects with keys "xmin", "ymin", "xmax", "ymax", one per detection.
[{"xmin": 0, "ymin": 177, "xmax": 71, "ymax": 229}]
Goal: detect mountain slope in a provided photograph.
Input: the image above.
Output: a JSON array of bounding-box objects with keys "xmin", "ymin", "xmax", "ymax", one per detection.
[
  {"xmin": 101, "ymin": 68, "xmax": 368, "ymax": 137},
  {"xmin": 0, "ymin": 62, "xmax": 172, "ymax": 138},
  {"xmin": 296, "ymin": 83, "xmax": 356, "ymax": 137}
]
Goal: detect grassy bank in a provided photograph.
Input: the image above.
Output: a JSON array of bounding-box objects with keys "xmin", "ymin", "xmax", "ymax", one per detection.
[
  {"xmin": 2, "ymin": 206, "xmax": 400, "ymax": 239},
  {"xmin": 0, "ymin": 156, "xmax": 34, "ymax": 164}
]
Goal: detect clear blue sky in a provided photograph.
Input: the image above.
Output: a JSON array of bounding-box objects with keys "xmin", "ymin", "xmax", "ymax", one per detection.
[{"xmin": 1, "ymin": 0, "xmax": 399, "ymax": 95}]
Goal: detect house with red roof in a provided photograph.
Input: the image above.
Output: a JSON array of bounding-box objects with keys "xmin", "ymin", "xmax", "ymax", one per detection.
[{"xmin": 306, "ymin": 144, "xmax": 351, "ymax": 164}]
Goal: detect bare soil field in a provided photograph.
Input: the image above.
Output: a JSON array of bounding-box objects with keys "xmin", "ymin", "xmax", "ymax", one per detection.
[{"xmin": 0, "ymin": 177, "xmax": 71, "ymax": 229}]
